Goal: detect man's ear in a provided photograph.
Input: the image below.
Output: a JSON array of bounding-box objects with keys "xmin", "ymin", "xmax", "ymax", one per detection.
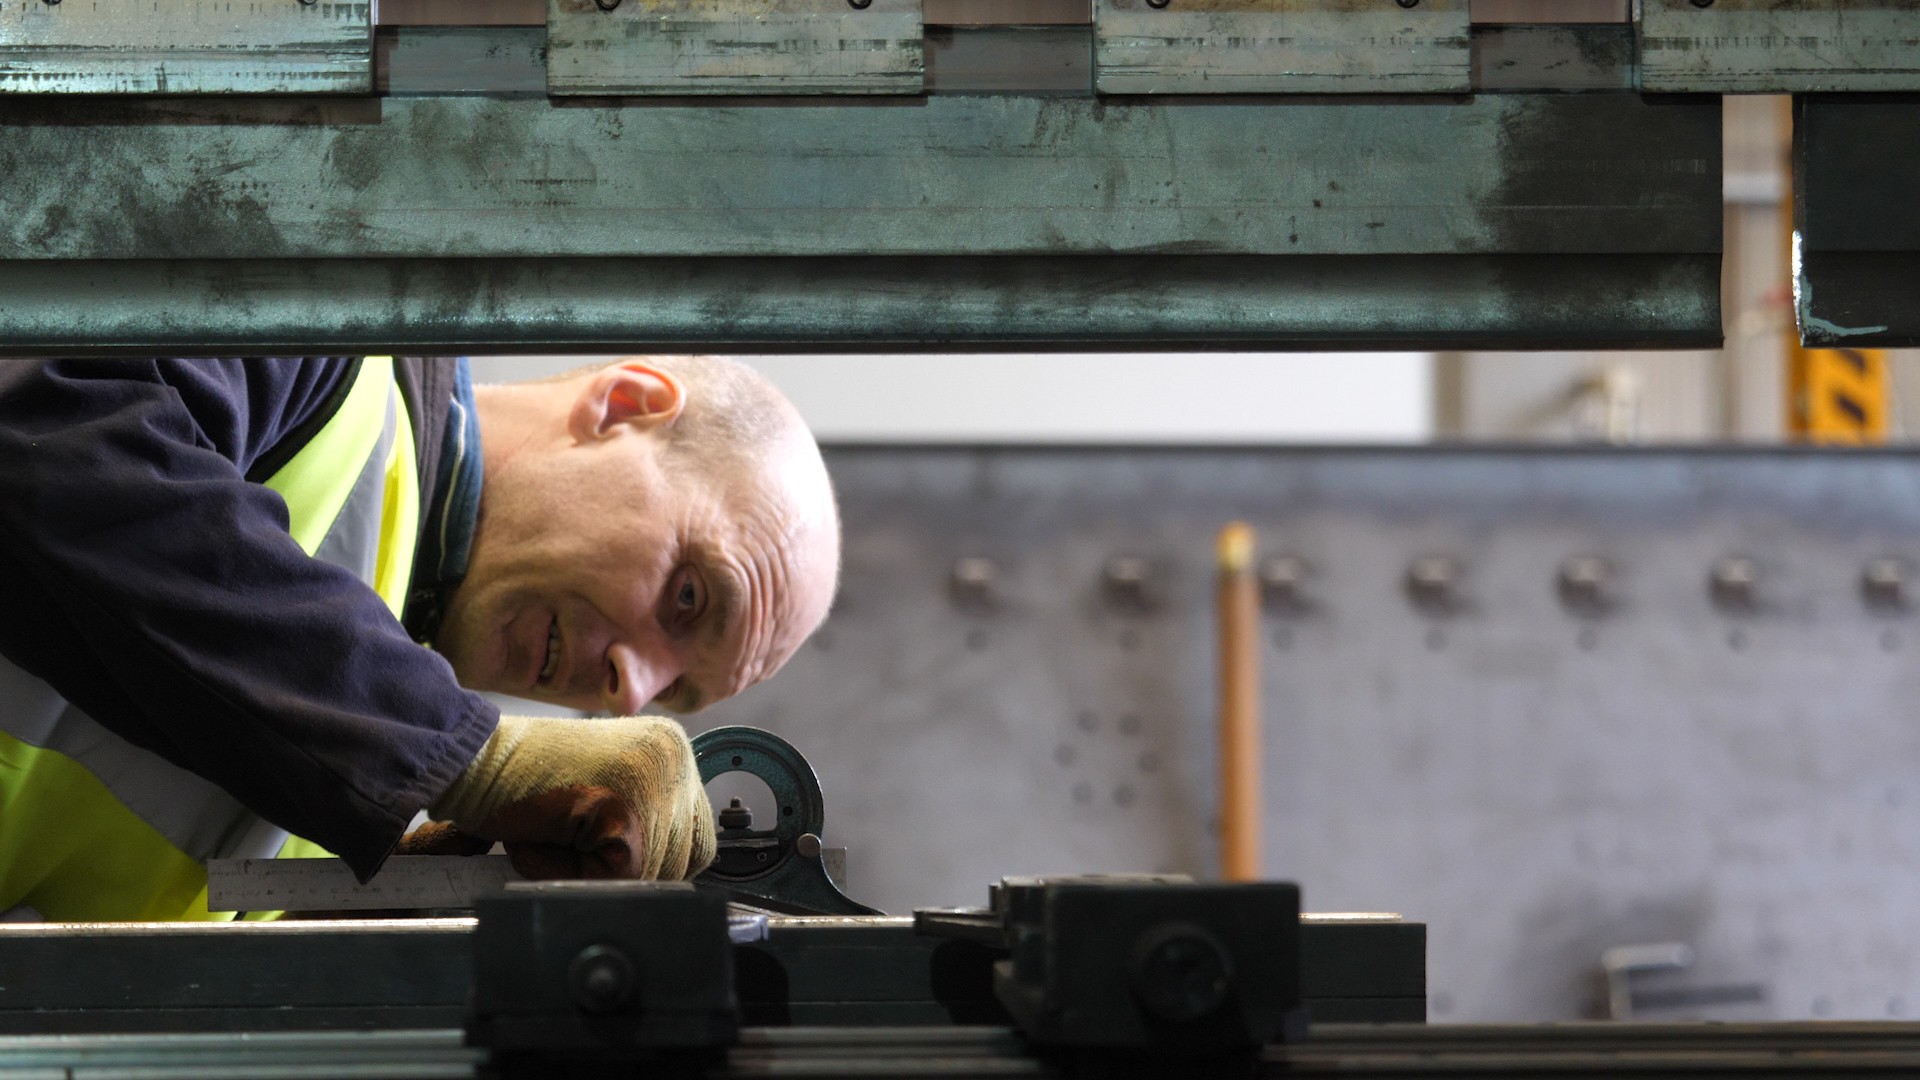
[{"xmin": 570, "ymin": 361, "xmax": 685, "ymax": 440}]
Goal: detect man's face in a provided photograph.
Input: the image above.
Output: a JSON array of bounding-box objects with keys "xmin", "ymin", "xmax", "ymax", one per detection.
[{"xmin": 436, "ymin": 365, "xmax": 838, "ymax": 715}]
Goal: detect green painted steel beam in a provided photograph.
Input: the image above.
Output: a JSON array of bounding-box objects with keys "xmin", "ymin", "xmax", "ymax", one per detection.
[
  {"xmin": 1793, "ymin": 95, "xmax": 1920, "ymax": 347},
  {"xmin": 0, "ymin": 93, "xmax": 1718, "ymax": 261},
  {"xmin": 0, "ymin": 254, "xmax": 1719, "ymax": 355},
  {"xmin": 0, "ymin": 91, "xmax": 1721, "ymax": 351}
]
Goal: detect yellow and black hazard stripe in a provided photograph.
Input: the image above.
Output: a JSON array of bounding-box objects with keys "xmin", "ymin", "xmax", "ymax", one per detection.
[{"xmin": 1789, "ymin": 345, "xmax": 1889, "ymax": 445}]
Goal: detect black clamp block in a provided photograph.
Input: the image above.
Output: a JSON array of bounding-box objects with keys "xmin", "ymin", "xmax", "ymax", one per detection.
[
  {"xmin": 470, "ymin": 881, "xmax": 740, "ymax": 1078},
  {"xmin": 917, "ymin": 875, "xmax": 1306, "ymax": 1073}
]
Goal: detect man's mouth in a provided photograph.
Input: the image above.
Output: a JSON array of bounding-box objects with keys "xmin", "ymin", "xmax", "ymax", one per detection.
[{"xmin": 537, "ymin": 618, "xmax": 559, "ymax": 686}]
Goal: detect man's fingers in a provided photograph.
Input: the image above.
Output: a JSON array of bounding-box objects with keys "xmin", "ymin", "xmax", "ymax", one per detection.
[
  {"xmin": 501, "ymin": 843, "xmax": 576, "ymax": 880},
  {"xmin": 574, "ymin": 790, "xmax": 643, "ymax": 877},
  {"xmin": 486, "ymin": 785, "xmax": 648, "ymax": 880},
  {"xmin": 395, "ymin": 820, "xmax": 492, "ymax": 857},
  {"xmin": 462, "ymin": 760, "xmax": 717, "ymax": 882},
  {"xmin": 502, "ymin": 836, "xmax": 638, "ymax": 880},
  {"xmin": 677, "ymin": 785, "xmax": 719, "ymax": 880},
  {"xmin": 478, "ymin": 785, "xmax": 622, "ymax": 842}
]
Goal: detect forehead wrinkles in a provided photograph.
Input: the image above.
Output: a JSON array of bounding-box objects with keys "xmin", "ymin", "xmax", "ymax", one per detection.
[
  {"xmin": 713, "ymin": 495, "xmax": 805, "ymax": 696},
  {"xmin": 726, "ymin": 540, "xmax": 792, "ymax": 694}
]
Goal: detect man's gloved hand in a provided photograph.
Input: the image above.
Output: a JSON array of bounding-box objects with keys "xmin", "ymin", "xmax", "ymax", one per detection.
[{"xmin": 427, "ymin": 715, "xmax": 717, "ymax": 881}]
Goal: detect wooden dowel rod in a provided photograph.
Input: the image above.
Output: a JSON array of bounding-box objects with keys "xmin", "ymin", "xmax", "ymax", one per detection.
[{"xmin": 1216, "ymin": 521, "xmax": 1261, "ymax": 882}]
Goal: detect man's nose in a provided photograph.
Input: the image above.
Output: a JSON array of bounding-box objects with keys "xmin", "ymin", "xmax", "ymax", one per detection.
[{"xmin": 602, "ymin": 641, "xmax": 679, "ymax": 715}]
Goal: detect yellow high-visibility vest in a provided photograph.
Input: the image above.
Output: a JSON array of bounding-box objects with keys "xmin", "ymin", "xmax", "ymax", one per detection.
[{"xmin": 0, "ymin": 358, "xmax": 419, "ymax": 921}]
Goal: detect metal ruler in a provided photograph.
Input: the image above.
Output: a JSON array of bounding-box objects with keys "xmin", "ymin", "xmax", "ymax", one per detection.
[
  {"xmin": 207, "ymin": 856, "xmax": 787, "ymax": 939},
  {"xmin": 207, "ymin": 855, "xmax": 520, "ymax": 913}
]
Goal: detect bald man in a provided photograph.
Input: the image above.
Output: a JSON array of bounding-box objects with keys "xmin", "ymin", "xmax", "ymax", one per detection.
[{"xmin": 0, "ymin": 357, "xmax": 839, "ymax": 922}]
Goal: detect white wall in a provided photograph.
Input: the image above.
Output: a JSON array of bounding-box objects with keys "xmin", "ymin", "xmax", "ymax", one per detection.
[{"xmin": 467, "ymin": 353, "xmax": 1435, "ymax": 444}]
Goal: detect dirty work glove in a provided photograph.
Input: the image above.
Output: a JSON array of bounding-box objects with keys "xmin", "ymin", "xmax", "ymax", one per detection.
[{"xmin": 429, "ymin": 715, "xmax": 717, "ymax": 882}]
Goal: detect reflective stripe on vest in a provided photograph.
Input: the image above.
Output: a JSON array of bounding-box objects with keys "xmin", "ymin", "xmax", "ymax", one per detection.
[{"xmin": 0, "ymin": 358, "xmax": 420, "ymax": 921}]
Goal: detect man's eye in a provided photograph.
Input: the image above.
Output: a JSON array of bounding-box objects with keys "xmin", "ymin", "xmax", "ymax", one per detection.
[{"xmin": 677, "ymin": 577, "xmax": 701, "ymax": 614}]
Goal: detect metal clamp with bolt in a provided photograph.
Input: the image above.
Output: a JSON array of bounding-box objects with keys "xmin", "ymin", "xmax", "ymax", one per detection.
[{"xmin": 693, "ymin": 725, "xmax": 879, "ymax": 916}]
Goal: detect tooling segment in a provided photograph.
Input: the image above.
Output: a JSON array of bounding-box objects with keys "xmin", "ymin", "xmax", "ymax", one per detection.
[
  {"xmin": 0, "ymin": 89, "xmax": 1719, "ymax": 350},
  {"xmin": 1792, "ymin": 95, "xmax": 1920, "ymax": 346},
  {"xmin": 1093, "ymin": 0, "xmax": 1469, "ymax": 95},
  {"xmin": 0, "ymin": 253, "xmax": 1721, "ymax": 354},
  {"xmin": 547, "ymin": 0, "xmax": 924, "ymax": 96},
  {"xmin": 0, "ymin": 0, "xmax": 372, "ymax": 95},
  {"xmin": 0, "ymin": 94, "xmax": 1716, "ymax": 259},
  {"xmin": 1638, "ymin": 0, "xmax": 1920, "ymax": 93}
]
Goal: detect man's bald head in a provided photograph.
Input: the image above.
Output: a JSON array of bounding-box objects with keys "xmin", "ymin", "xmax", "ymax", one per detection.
[{"xmin": 441, "ymin": 356, "xmax": 840, "ymax": 714}]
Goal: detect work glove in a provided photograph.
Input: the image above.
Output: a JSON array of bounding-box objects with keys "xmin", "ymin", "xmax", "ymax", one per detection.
[{"xmin": 427, "ymin": 715, "xmax": 717, "ymax": 881}]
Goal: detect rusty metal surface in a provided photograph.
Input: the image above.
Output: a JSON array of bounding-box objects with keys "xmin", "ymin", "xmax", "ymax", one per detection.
[
  {"xmin": 0, "ymin": 0, "xmax": 371, "ymax": 95},
  {"xmin": 923, "ymin": 26, "xmax": 1091, "ymax": 94},
  {"xmin": 1470, "ymin": 0, "xmax": 1627, "ymax": 22},
  {"xmin": 546, "ymin": 0, "xmax": 924, "ymax": 96},
  {"xmin": 378, "ymin": 0, "xmax": 545, "ymax": 25},
  {"xmin": 376, "ymin": 0, "xmax": 1089, "ymax": 27},
  {"xmin": 1471, "ymin": 24, "xmax": 1634, "ymax": 92},
  {"xmin": 1640, "ymin": 0, "xmax": 1920, "ymax": 94},
  {"xmin": 378, "ymin": 22, "xmax": 1639, "ymax": 98},
  {"xmin": 375, "ymin": 27, "xmax": 548, "ymax": 95},
  {"xmin": 1093, "ymin": 0, "xmax": 1470, "ymax": 95},
  {"xmin": 925, "ymin": 0, "xmax": 1090, "ymax": 25}
]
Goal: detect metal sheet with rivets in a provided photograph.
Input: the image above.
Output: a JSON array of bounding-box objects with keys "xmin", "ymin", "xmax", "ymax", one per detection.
[{"xmin": 689, "ymin": 445, "xmax": 1920, "ymax": 1023}]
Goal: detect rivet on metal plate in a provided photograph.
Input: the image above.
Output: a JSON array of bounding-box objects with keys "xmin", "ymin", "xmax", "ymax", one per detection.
[
  {"xmin": 949, "ymin": 556, "xmax": 997, "ymax": 611},
  {"xmin": 1709, "ymin": 556, "xmax": 1760, "ymax": 613},
  {"xmin": 1406, "ymin": 555, "xmax": 1464, "ymax": 614},
  {"xmin": 1863, "ymin": 557, "xmax": 1910, "ymax": 611},
  {"xmin": 1558, "ymin": 556, "xmax": 1614, "ymax": 615},
  {"xmin": 1258, "ymin": 555, "xmax": 1313, "ymax": 614}
]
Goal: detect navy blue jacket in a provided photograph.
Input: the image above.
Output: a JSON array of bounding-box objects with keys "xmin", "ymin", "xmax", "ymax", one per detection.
[{"xmin": 0, "ymin": 359, "xmax": 498, "ymax": 879}]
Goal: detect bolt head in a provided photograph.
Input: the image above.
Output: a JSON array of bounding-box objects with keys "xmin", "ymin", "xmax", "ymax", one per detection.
[
  {"xmin": 1258, "ymin": 555, "xmax": 1313, "ymax": 613},
  {"xmin": 1558, "ymin": 556, "xmax": 1613, "ymax": 612},
  {"xmin": 568, "ymin": 945, "xmax": 636, "ymax": 1014},
  {"xmin": 1102, "ymin": 556, "xmax": 1157, "ymax": 612},
  {"xmin": 949, "ymin": 557, "xmax": 998, "ymax": 610},
  {"xmin": 1130, "ymin": 923, "xmax": 1233, "ymax": 1023},
  {"xmin": 1864, "ymin": 557, "xmax": 1910, "ymax": 610},
  {"xmin": 717, "ymin": 797, "xmax": 754, "ymax": 831},
  {"xmin": 1406, "ymin": 556, "xmax": 1463, "ymax": 613},
  {"xmin": 1710, "ymin": 556, "xmax": 1760, "ymax": 611}
]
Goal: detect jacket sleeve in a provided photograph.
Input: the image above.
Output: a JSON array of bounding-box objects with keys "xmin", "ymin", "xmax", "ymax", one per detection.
[{"xmin": 0, "ymin": 359, "xmax": 498, "ymax": 880}]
